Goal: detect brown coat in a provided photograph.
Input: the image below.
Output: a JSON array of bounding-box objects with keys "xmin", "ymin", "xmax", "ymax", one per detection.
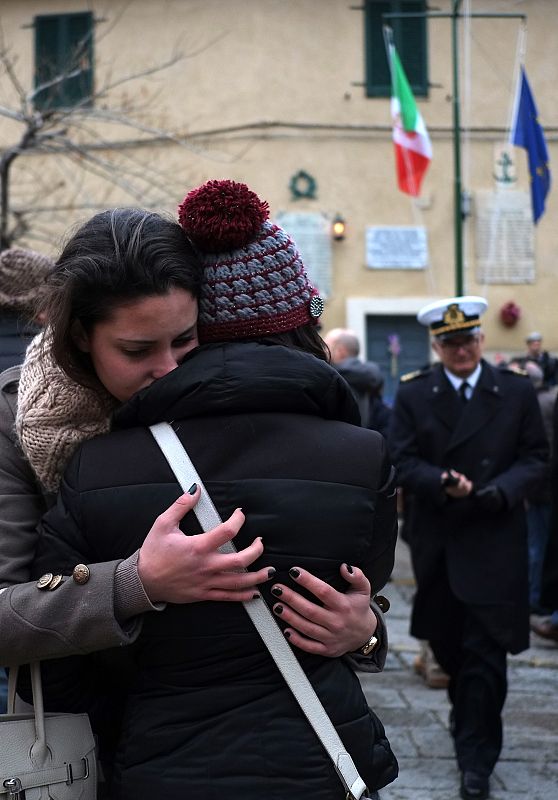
[{"xmin": 0, "ymin": 366, "xmax": 143, "ymax": 666}]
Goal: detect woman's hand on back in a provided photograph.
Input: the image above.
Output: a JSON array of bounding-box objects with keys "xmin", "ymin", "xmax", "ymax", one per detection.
[
  {"xmin": 269, "ymin": 563, "xmax": 377, "ymax": 657},
  {"xmin": 137, "ymin": 487, "xmax": 273, "ymax": 603}
]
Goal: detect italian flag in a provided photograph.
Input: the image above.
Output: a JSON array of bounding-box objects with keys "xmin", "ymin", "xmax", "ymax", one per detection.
[{"xmin": 390, "ymin": 44, "xmax": 432, "ymax": 196}]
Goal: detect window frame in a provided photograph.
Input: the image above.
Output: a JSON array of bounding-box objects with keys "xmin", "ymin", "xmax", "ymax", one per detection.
[
  {"xmin": 364, "ymin": 0, "xmax": 428, "ymax": 98},
  {"xmin": 34, "ymin": 11, "xmax": 94, "ymax": 111}
]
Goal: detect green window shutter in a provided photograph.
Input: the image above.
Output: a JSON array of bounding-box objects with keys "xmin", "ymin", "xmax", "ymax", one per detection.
[
  {"xmin": 365, "ymin": 1, "xmax": 392, "ymax": 98},
  {"xmin": 365, "ymin": 0, "xmax": 428, "ymax": 98},
  {"xmin": 400, "ymin": 1, "xmax": 428, "ymax": 95},
  {"xmin": 34, "ymin": 12, "xmax": 94, "ymax": 110}
]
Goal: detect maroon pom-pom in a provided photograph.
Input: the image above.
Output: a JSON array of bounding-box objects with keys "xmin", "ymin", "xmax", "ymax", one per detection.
[{"xmin": 178, "ymin": 179, "xmax": 270, "ymax": 253}]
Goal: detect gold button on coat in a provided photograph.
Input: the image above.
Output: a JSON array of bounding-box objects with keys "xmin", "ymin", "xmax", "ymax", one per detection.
[
  {"xmin": 48, "ymin": 574, "xmax": 64, "ymax": 591},
  {"xmin": 72, "ymin": 564, "xmax": 90, "ymax": 585},
  {"xmin": 37, "ymin": 573, "xmax": 53, "ymax": 590}
]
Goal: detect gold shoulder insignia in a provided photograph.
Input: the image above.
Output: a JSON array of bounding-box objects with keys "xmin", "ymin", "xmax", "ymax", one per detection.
[
  {"xmin": 400, "ymin": 369, "xmax": 423, "ymax": 383},
  {"xmin": 505, "ymin": 365, "xmax": 528, "ymax": 377}
]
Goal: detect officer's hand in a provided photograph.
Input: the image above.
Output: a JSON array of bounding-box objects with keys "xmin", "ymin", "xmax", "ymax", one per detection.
[
  {"xmin": 474, "ymin": 485, "xmax": 505, "ymax": 512},
  {"xmin": 268, "ymin": 564, "xmax": 377, "ymax": 657},
  {"xmin": 442, "ymin": 470, "xmax": 473, "ymax": 498},
  {"xmin": 138, "ymin": 487, "xmax": 274, "ymax": 603}
]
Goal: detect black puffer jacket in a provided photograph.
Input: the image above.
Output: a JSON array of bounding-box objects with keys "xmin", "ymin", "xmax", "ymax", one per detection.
[{"xmin": 35, "ymin": 342, "xmax": 398, "ymax": 800}]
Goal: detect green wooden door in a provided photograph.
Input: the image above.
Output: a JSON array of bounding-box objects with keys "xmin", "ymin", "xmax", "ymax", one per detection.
[{"xmin": 366, "ymin": 314, "xmax": 430, "ymax": 405}]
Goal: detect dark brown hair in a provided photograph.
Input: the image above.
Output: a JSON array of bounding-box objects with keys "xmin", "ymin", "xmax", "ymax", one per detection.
[
  {"xmin": 252, "ymin": 323, "xmax": 329, "ymax": 362},
  {"xmin": 41, "ymin": 208, "xmax": 202, "ymax": 387}
]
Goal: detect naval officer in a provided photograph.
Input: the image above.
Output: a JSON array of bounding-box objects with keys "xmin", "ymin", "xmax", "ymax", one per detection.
[{"xmin": 388, "ymin": 296, "xmax": 548, "ymax": 800}]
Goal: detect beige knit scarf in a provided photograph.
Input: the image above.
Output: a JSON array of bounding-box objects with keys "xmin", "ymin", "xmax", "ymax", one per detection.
[{"xmin": 16, "ymin": 332, "xmax": 118, "ymax": 491}]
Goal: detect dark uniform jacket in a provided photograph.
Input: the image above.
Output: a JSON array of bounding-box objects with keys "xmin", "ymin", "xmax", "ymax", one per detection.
[
  {"xmin": 389, "ymin": 359, "xmax": 548, "ymax": 654},
  {"xmin": 34, "ymin": 341, "xmax": 398, "ymax": 800}
]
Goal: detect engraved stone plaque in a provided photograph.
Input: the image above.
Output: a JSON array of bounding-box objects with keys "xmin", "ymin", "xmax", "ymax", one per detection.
[
  {"xmin": 365, "ymin": 226, "xmax": 429, "ymax": 269},
  {"xmin": 475, "ymin": 190, "xmax": 534, "ymax": 284}
]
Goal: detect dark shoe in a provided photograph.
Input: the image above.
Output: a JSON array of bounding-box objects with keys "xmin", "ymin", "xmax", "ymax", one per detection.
[
  {"xmin": 460, "ymin": 771, "xmax": 489, "ymax": 800},
  {"xmin": 531, "ymin": 618, "xmax": 558, "ymax": 643}
]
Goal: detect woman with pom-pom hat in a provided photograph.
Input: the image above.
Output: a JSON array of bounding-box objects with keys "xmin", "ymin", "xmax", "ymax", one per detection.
[{"xmin": 32, "ymin": 181, "xmax": 399, "ymax": 799}]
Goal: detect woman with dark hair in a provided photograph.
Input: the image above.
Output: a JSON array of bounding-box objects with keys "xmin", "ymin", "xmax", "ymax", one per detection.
[
  {"xmin": 32, "ymin": 182, "xmax": 398, "ymax": 799},
  {"xmin": 0, "ymin": 208, "xmax": 272, "ymax": 669}
]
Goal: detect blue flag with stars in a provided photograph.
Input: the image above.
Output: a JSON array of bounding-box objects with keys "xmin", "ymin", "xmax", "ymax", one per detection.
[{"xmin": 511, "ymin": 67, "xmax": 551, "ymax": 223}]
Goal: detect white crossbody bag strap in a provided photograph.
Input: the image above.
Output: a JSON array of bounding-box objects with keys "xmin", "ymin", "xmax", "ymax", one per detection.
[{"xmin": 149, "ymin": 422, "xmax": 368, "ymax": 800}]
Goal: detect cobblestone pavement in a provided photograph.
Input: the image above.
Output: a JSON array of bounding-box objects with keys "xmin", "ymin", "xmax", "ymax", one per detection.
[{"xmin": 359, "ymin": 537, "xmax": 558, "ymax": 800}]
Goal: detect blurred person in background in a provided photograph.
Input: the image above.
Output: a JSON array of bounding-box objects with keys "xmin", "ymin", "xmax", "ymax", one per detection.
[
  {"xmin": 519, "ymin": 362, "xmax": 557, "ymax": 616},
  {"xmin": 534, "ymin": 386, "xmax": 558, "ymax": 644},
  {"xmin": 325, "ymin": 328, "xmax": 391, "ymax": 438},
  {"xmin": 515, "ymin": 331, "xmax": 558, "ymax": 387}
]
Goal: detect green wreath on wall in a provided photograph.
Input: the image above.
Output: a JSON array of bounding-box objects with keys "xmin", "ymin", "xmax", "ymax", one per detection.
[{"xmin": 289, "ymin": 170, "xmax": 317, "ymax": 200}]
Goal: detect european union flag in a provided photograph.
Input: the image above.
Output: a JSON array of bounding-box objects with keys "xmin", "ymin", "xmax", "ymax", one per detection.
[{"xmin": 511, "ymin": 67, "xmax": 551, "ymax": 223}]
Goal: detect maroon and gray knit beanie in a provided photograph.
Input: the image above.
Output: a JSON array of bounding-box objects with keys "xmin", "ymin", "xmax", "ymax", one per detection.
[
  {"xmin": 0, "ymin": 247, "xmax": 55, "ymax": 316},
  {"xmin": 177, "ymin": 179, "xmax": 323, "ymax": 343}
]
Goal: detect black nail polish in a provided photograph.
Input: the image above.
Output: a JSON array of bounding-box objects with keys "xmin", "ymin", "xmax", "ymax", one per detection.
[
  {"xmin": 289, "ymin": 567, "xmax": 300, "ymax": 579},
  {"xmin": 271, "ymin": 586, "xmax": 282, "ymax": 597},
  {"xmin": 267, "ymin": 567, "xmax": 276, "ymax": 579},
  {"xmin": 274, "ymin": 604, "xmax": 283, "ymax": 615},
  {"xmin": 253, "ymin": 593, "xmax": 260, "ymax": 600},
  {"xmin": 346, "ymin": 564, "xmax": 354, "ymax": 574},
  {"xmin": 188, "ymin": 483, "xmax": 197, "ymax": 495},
  {"xmin": 284, "ymin": 630, "xmax": 291, "ymax": 639}
]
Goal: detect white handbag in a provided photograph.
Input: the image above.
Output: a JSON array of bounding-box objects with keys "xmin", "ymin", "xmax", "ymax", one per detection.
[
  {"xmin": 150, "ymin": 421, "xmax": 381, "ymax": 800},
  {"xmin": 0, "ymin": 662, "xmax": 97, "ymax": 799}
]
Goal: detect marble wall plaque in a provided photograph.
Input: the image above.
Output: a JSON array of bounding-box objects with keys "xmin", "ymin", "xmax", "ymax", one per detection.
[
  {"xmin": 475, "ymin": 190, "xmax": 534, "ymax": 284},
  {"xmin": 365, "ymin": 226, "xmax": 429, "ymax": 269}
]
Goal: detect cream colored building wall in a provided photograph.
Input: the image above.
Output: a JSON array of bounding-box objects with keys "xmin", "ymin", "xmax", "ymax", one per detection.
[{"xmin": 1, "ymin": 0, "xmax": 557, "ymax": 354}]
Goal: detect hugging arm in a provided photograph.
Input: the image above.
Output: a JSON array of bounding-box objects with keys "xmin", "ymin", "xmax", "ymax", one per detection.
[
  {"xmin": 0, "ymin": 376, "xmax": 148, "ymax": 666},
  {"xmin": 1, "ymin": 395, "xmax": 268, "ymax": 667}
]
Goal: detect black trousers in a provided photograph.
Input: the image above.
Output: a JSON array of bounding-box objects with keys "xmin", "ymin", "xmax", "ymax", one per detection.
[{"xmin": 427, "ymin": 575, "xmax": 507, "ymax": 777}]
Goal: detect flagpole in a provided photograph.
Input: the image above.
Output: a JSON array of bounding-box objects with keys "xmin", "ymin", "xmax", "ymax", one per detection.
[
  {"xmin": 383, "ymin": 8, "xmax": 527, "ymax": 296},
  {"xmin": 507, "ymin": 23, "xmax": 527, "ymax": 142},
  {"xmin": 451, "ymin": 0, "xmax": 464, "ymax": 295}
]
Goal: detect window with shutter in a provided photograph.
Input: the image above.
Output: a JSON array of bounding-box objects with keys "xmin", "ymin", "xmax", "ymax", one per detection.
[
  {"xmin": 34, "ymin": 12, "xmax": 94, "ymax": 110},
  {"xmin": 364, "ymin": 0, "xmax": 428, "ymax": 98}
]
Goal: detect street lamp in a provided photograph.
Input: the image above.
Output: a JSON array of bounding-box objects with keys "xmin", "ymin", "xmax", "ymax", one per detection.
[{"xmin": 332, "ymin": 214, "xmax": 346, "ymax": 241}]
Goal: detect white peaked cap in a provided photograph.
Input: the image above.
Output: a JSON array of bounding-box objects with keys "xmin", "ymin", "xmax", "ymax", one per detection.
[{"xmin": 417, "ymin": 296, "xmax": 488, "ymax": 337}]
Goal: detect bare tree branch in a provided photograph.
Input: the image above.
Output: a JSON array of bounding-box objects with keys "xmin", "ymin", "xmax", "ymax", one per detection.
[
  {"xmin": 27, "ymin": 67, "xmax": 83, "ymax": 104},
  {"xmin": 0, "ymin": 10, "xmax": 228, "ymax": 248},
  {"xmin": 92, "ymin": 1, "xmax": 133, "ymax": 47},
  {"xmin": 0, "ymin": 105, "xmax": 25, "ymax": 122}
]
